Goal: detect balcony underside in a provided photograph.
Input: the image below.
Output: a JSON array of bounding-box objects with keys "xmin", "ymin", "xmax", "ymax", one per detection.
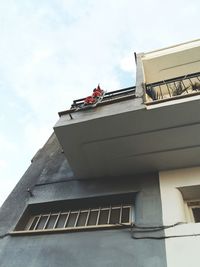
[{"xmin": 54, "ymin": 98, "xmax": 200, "ymax": 179}]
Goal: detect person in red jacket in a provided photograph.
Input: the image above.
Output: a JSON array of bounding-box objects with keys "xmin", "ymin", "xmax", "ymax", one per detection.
[
  {"xmin": 92, "ymin": 85, "xmax": 104, "ymax": 98},
  {"xmin": 84, "ymin": 95, "xmax": 96, "ymax": 105},
  {"xmin": 84, "ymin": 85, "xmax": 104, "ymax": 106}
]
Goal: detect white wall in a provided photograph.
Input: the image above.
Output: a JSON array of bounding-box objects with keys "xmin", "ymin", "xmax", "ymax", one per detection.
[
  {"xmin": 160, "ymin": 167, "xmax": 200, "ymax": 267},
  {"xmin": 141, "ymin": 39, "xmax": 200, "ymax": 84}
]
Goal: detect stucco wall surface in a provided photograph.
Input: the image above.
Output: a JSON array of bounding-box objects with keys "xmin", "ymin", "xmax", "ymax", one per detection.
[
  {"xmin": 0, "ymin": 134, "xmax": 167, "ymax": 267},
  {"xmin": 160, "ymin": 167, "xmax": 200, "ymax": 267}
]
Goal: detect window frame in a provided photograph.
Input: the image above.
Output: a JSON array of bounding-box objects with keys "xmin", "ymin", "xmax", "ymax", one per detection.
[
  {"xmin": 185, "ymin": 200, "xmax": 200, "ymax": 223},
  {"xmin": 23, "ymin": 205, "xmax": 133, "ymax": 233},
  {"xmin": 11, "ymin": 193, "xmax": 135, "ymax": 235}
]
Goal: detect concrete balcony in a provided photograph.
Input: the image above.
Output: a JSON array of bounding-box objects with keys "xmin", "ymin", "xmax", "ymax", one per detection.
[
  {"xmin": 138, "ymin": 39, "xmax": 200, "ymax": 104},
  {"xmin": 54, "ymin": 84, "xmax": 200, "ymax": 179}
]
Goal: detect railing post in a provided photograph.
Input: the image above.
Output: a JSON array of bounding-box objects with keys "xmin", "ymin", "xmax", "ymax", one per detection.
[{"xmin": 135, "ymin": 53, "xmax": 145, "ymax": 100}]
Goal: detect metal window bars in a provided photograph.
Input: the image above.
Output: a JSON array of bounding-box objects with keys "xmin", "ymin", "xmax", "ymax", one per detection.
[
  {"xmin": 145, "ymin": 72, "xmax": 200, "ymax": 103},
  {"xmin": 25, "ymin": 204, "xmax": 132, "ymax": 232}
]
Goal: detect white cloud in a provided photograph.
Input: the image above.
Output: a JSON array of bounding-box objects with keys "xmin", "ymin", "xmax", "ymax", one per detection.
[
  {"xmin": 0, "ymin": 159, "xmax": 7, "ymax": 169},
  {"xmin": 120, "ymin": 52, "xmax": 136, "ymax": 73},
  {"xmin": 0, "ymin": 114, "xmax": 5, "ymax": 122},
  {"xmin": 31, "ymin": 48, "xmax": 53, "ymax": 64},
  {"xmin": 0, "ymin": 134, "xmax": 17, "ymax": 153}
]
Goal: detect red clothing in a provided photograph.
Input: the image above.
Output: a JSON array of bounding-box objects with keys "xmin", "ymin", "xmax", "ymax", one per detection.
[
  {"xmin": 92, "ymin": 88, "xmax": 104, "ymax": 98},
  {"xmin": 84, "ymin": 96, "xmax": 96, "ymax": 105},
  {"xmin": 84, "ymin": 85, "xmax": 104, "ymax": 106},
  {"xmin": 92, "ymin": 90, "xmax": 102, "ymax": 98}
]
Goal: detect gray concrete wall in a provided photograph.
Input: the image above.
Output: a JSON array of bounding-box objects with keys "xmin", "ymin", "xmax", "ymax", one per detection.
[{"xmin": 0, "ymin": 134, "xmax": 167, "ymax": 267}]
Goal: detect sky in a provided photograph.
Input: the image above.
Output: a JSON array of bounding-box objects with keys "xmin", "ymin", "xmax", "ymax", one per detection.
[{"xmin": 0, "ymin": 0, "xmax": 199, "ymax": 206}]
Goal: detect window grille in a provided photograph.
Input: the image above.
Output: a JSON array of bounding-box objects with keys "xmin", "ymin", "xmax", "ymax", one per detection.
[{"xmin": 25, "ymin": 204, "xmax": 132, "ymax": 232}]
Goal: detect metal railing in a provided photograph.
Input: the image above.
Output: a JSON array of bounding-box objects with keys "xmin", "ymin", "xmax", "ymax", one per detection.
[
  {"xmin": 58, "ymin": 86, "xmax": 136, "ymax": 116},
  {"xmin": 145, "ymin": 72, "xmax": 200, "ymax": 103},
  {"xmin": 71, "ymin": 86, "xmax": 136, "ymax": 109}
]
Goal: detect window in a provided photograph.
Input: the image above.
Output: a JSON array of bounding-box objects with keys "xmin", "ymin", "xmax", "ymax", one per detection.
[
  {"xmin": 25, "ymin": 204, "xmax": 132, "ymax": 232},
  {"xmin": 187, "ymin": 201, "xmax": 200, "ymax": 223},
  {"xmin": 12, "ymin": 193, "xmax": 134, "ymax": 234}
]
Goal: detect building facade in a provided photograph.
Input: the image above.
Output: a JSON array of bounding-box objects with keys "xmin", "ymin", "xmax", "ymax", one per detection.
[{"xmin": 0, "ymin": 39, "xmax": 200, "ymax": 267}]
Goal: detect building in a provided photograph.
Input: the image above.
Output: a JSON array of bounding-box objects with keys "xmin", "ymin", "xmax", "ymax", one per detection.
[{"xmin": 0, "ymin": 39, "xmax": 200, "ymax": 267}]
